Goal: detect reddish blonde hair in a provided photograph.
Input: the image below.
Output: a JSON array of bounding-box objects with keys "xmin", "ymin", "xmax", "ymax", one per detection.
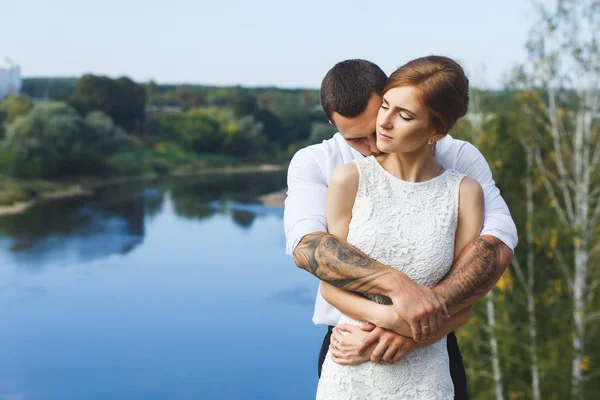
[{"xmin": 384, "ymin": 55, "xmax": 469, "ymax": 134}]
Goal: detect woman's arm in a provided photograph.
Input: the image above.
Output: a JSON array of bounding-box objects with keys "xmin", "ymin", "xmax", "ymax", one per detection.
[
  {"xmin": 323, "ymin": 162, "xmax": 357, "ymax": 242},
  {"xmin": 454, "ymin": 177, "xmax": 485, "ymax": 261},
  {"xmin": 429, "ymin": 177, "xmax": 485, "ymax": 316},
  {"xmin": 331, "ymin": 305, "xmax": 474, "ymax": 365},
  {"xmin": 321, "ymin": 282, "xmax": 409, "ymax": 334},
  {"xmin": 319, "ymin": 162, "xmax": 407, "ymax": 330}
]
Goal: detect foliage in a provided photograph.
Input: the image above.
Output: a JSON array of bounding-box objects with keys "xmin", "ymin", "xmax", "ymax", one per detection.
[{"xmin": 70, "ymin": 74, "xmax": 147, "ymax": 133}]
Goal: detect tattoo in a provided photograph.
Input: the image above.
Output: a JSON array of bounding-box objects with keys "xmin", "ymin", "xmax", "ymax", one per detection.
[
  {"xmin": 293, "ymin": 232, "xmax": 391, "ymax": 294},
  {"xmin": 434, "ymin": 236, "xmax": 509, "ymax": 309}
]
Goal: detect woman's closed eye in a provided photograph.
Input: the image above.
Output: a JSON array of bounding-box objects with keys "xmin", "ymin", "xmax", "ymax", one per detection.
[
  {"xmin": 381, "ymin": 105, "xmax": 412, "ymax": 121},
  {"xmin": 399, "ymin": 113, "xmax": 413, "ymax": 121}
]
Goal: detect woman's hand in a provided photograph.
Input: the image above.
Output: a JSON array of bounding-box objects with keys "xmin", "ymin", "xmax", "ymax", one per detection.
[
  {"xmin": 329, "ymin": 325, "xmax": 375, "ymax": 365},
  {"xmin": 356, "ymin": 323, "xmax": 421, "ymax": 363},
  {"xmin": 330, "ymin": 323, "xmax": 419, "ymax": 365}
]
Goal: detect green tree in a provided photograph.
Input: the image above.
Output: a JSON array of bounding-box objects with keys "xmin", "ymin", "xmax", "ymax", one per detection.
[
  {"xmin": 21, "ymin": 77, "xmax": 77, "ymax": 101},
  {"xmin": 512, "ymin": 1, "xmax": 600, "ymax": 397},
  {"xmin": 155, "ymin": 110, "xmax": 224, "ymax": 153},
  {"xmin": 5, "ymin": 102, "xmax": 129, "ymax": 178},
  {"xmin": 254, "ymin": 109, "xmax": 282, "ymax": 143},
  {"xmin": 222, "ymin": 115, "xmax": 266, "ymax": 159},
  {"xmin": 231, "ymin": 92, "xmax": 259, "ymax": 118},
  {"xmin": 70, "ymin": 74, "xmax": 147, "ymax": 133},
  {"xmin": 0, "ymin": 95, "xmax": 33, "ymax": 124}
]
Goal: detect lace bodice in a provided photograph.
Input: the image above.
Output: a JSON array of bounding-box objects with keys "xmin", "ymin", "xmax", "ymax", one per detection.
[
  {"xmin": 348, "ymin": 156, "xmax": 463, "ymax": 297},
  {"xmin": 316, "ymin": 156, "xmax": 466, "ymax": 400}
]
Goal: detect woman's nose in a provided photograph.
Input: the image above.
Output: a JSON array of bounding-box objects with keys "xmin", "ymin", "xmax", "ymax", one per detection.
[{"xmin": 378, "ymin": 115, "xmax": 392, "ymax": 130}]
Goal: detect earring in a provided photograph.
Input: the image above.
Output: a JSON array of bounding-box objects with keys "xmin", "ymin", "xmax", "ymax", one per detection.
[{"xmin": 428, "ymin": 137, "xmax": 435, "ymax": 145}]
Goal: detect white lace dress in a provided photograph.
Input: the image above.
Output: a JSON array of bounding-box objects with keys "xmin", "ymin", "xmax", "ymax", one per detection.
[{"xmin": 316, "ymin": 156, "xmax": 466, "ymax": 400}]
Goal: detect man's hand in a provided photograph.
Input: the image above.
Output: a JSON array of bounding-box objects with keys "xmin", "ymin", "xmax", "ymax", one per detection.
[{"xmin": 388, "ymin": 274, "xmax": 450, "ymax": 342}]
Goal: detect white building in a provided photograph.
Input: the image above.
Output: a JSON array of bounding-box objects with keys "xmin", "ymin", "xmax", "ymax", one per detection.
[{"xmin": 0, "ymin": 58, "xmax": 22, "ymax": 99}]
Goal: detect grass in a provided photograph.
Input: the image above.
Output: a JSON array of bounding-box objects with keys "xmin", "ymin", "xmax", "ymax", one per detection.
[{"xmin": 0, "ymin": 175, "xmax": 73, "ymax": 206}]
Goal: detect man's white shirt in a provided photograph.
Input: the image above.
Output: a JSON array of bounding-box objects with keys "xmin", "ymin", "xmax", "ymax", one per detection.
[{"xmin": 284, "ymin": 133, "xmax": 518, "ymax": 327}]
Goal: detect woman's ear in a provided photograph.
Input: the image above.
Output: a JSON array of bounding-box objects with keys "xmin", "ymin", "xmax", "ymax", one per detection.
[{"xmin": 433, "ymin": 132, "xmax": 445, "ymax": 143}]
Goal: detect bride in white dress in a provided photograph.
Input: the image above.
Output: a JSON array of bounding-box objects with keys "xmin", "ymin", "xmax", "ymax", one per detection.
[{"xmin": 315, "ymin": 56, "xmax": 484, "ymax": 399}]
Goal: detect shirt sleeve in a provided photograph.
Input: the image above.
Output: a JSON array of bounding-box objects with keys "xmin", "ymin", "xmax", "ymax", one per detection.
[
  {"xmin": 452, "ymin": 141, "xmax": 518, "ymax": 251},
  {"xmin": 284, "ymin": 148, "xmax": 329, "ymax": 257}
]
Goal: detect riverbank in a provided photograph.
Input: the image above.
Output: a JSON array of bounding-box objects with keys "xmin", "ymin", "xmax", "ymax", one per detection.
[
  {"xmin": 0, "ymin": 163, "xmax": 288, "ymax": 217},
  {"xmin": 258, "ymin": 188, "xmax": 287, "ymax": 208}
]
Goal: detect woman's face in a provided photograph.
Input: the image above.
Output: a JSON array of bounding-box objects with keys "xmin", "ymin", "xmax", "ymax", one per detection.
[{"xmin": 376, "ymin": 85, "xmax": 440, "ymax": 154}]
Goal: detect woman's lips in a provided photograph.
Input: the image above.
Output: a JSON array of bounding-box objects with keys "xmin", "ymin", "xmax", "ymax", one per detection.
[{"xmin": 378, "ymin": 131, "xmax": 393, "ymax": 141}]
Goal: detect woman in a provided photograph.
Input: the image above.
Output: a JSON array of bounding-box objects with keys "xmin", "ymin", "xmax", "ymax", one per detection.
[{"xmin": 315, "ymin": 55, "xmax": 484, "ymax": 399}]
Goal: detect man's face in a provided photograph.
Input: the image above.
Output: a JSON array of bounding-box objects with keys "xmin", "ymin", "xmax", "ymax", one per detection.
[{"xmin": 330, "ymin": 93, "xmax": 383, "ymax": 156}]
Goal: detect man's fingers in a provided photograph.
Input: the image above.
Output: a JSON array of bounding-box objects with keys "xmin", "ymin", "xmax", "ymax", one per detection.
[
  {"xmin": 436, "ymin": 294, "xmax": 450, "ymax": 319},
  {"xmin": 410, "ymin": 320, "xmax": 421, "ymax": 342},
  {"xmin": 429, "ymin": 311, "xmax": 439, "ymax": 337},
  {"xmin": 419, "ymin": 317, "xmax": 431, "ymax": 342},
  {"xmin": 427, "ymin": 312, "xmax": 437, "ymax": 340},
  {"xmin": 436, "ymin": 309, "xmax": 445, "ymax": 334}
]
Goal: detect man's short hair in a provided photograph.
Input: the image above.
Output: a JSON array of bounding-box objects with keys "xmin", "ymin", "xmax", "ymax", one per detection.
[{"xmin": 320, "ymin": 59, "xmax": 388, "ymax": 121}]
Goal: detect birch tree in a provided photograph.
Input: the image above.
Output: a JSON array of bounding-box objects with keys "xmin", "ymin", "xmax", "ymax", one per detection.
[
  {"xmin": 515, "ymin": 0, "xmax": 600, "ymax": 397},
  {"xmin": 510, "ymin": 145, "xmax": 541, "ymax": 400}
]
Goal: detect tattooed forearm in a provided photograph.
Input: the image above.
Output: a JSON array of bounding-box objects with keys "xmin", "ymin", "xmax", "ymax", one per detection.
[
  {"xmin": 293, "ymin": 232, "xmax": 396, "ymax": 295},
  {"xmin": 434, "ymin": 235, "xmax": 512, "ymax": 312}
]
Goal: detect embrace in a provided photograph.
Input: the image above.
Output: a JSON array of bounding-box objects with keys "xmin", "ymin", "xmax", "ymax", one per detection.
[{"xmin": 283, "ymin": 56, "xmax": 517, "ymax": 399}]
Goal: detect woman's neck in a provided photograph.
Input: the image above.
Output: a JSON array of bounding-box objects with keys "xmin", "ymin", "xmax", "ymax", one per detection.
[{"xmin": 376, "ymin": 149, "xmax": 441, "ymax": 183}]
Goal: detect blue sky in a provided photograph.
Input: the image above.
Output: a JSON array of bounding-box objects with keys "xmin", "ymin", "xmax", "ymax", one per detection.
[{"xmin": 2, "ymin": 0, "xmax": 535, "ymax": 89}]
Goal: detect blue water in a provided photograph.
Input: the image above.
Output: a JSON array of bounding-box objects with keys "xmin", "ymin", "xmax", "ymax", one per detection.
[{"xmin": 0, "ymin": 174, "xmax": 324, "ymax": 400}]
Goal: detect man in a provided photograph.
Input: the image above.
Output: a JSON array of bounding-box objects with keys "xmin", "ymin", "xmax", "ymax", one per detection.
[{"xmin": 283, "ymin": 59, "xmax": 517, "ymax": 399}]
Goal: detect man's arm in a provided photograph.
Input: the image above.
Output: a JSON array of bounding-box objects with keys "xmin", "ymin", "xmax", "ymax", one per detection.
[
  {"xmin": 284, "ymin": 148, "xmax": 401, "ymax": 297},
  {"xmin": 320, "ymin": 281, "xmax": 412, "ymax": 337},
  {"xmin": 293, "ymin": 207, "xmax": 510, "ymax": 339},
  {"xmin": 312, "ymin": 234, "xmax": 512, "ymax": 329},
  {"xmin": 285, "ymin": 151, "xmax": 447, "ymax": 342},
  {"xmin": 294, "ymin": 232, "xmax": 400, "ymax": 296},
  {"xmin": 433, "ymin": 235, "xmax": 512, "ymax": 312},
  {"xmin": 431, "ymin": 140, "xmax": 517, "ymax": 311},
  {"xmin": 285, "ymin": 144, "xmax": 515, "ymax": 340}
]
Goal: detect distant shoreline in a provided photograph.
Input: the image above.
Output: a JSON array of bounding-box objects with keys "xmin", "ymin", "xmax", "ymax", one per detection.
[
  {"xmin": 0, "ymin": 164, "xmax": 288, "ymax": 217},
  {"xmin": 258, "ymin": 188, "xmax": 287, "ymax": 208}
]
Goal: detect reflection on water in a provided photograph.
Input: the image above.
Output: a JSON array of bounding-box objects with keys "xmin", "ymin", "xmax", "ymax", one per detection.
[
  {"xmin": 0, "ymin": 172, "xmax": 288, "ymax": 268},
  {"xmin": 0, "ymin": 171, "xmax": 324, "ymax": 400}
]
